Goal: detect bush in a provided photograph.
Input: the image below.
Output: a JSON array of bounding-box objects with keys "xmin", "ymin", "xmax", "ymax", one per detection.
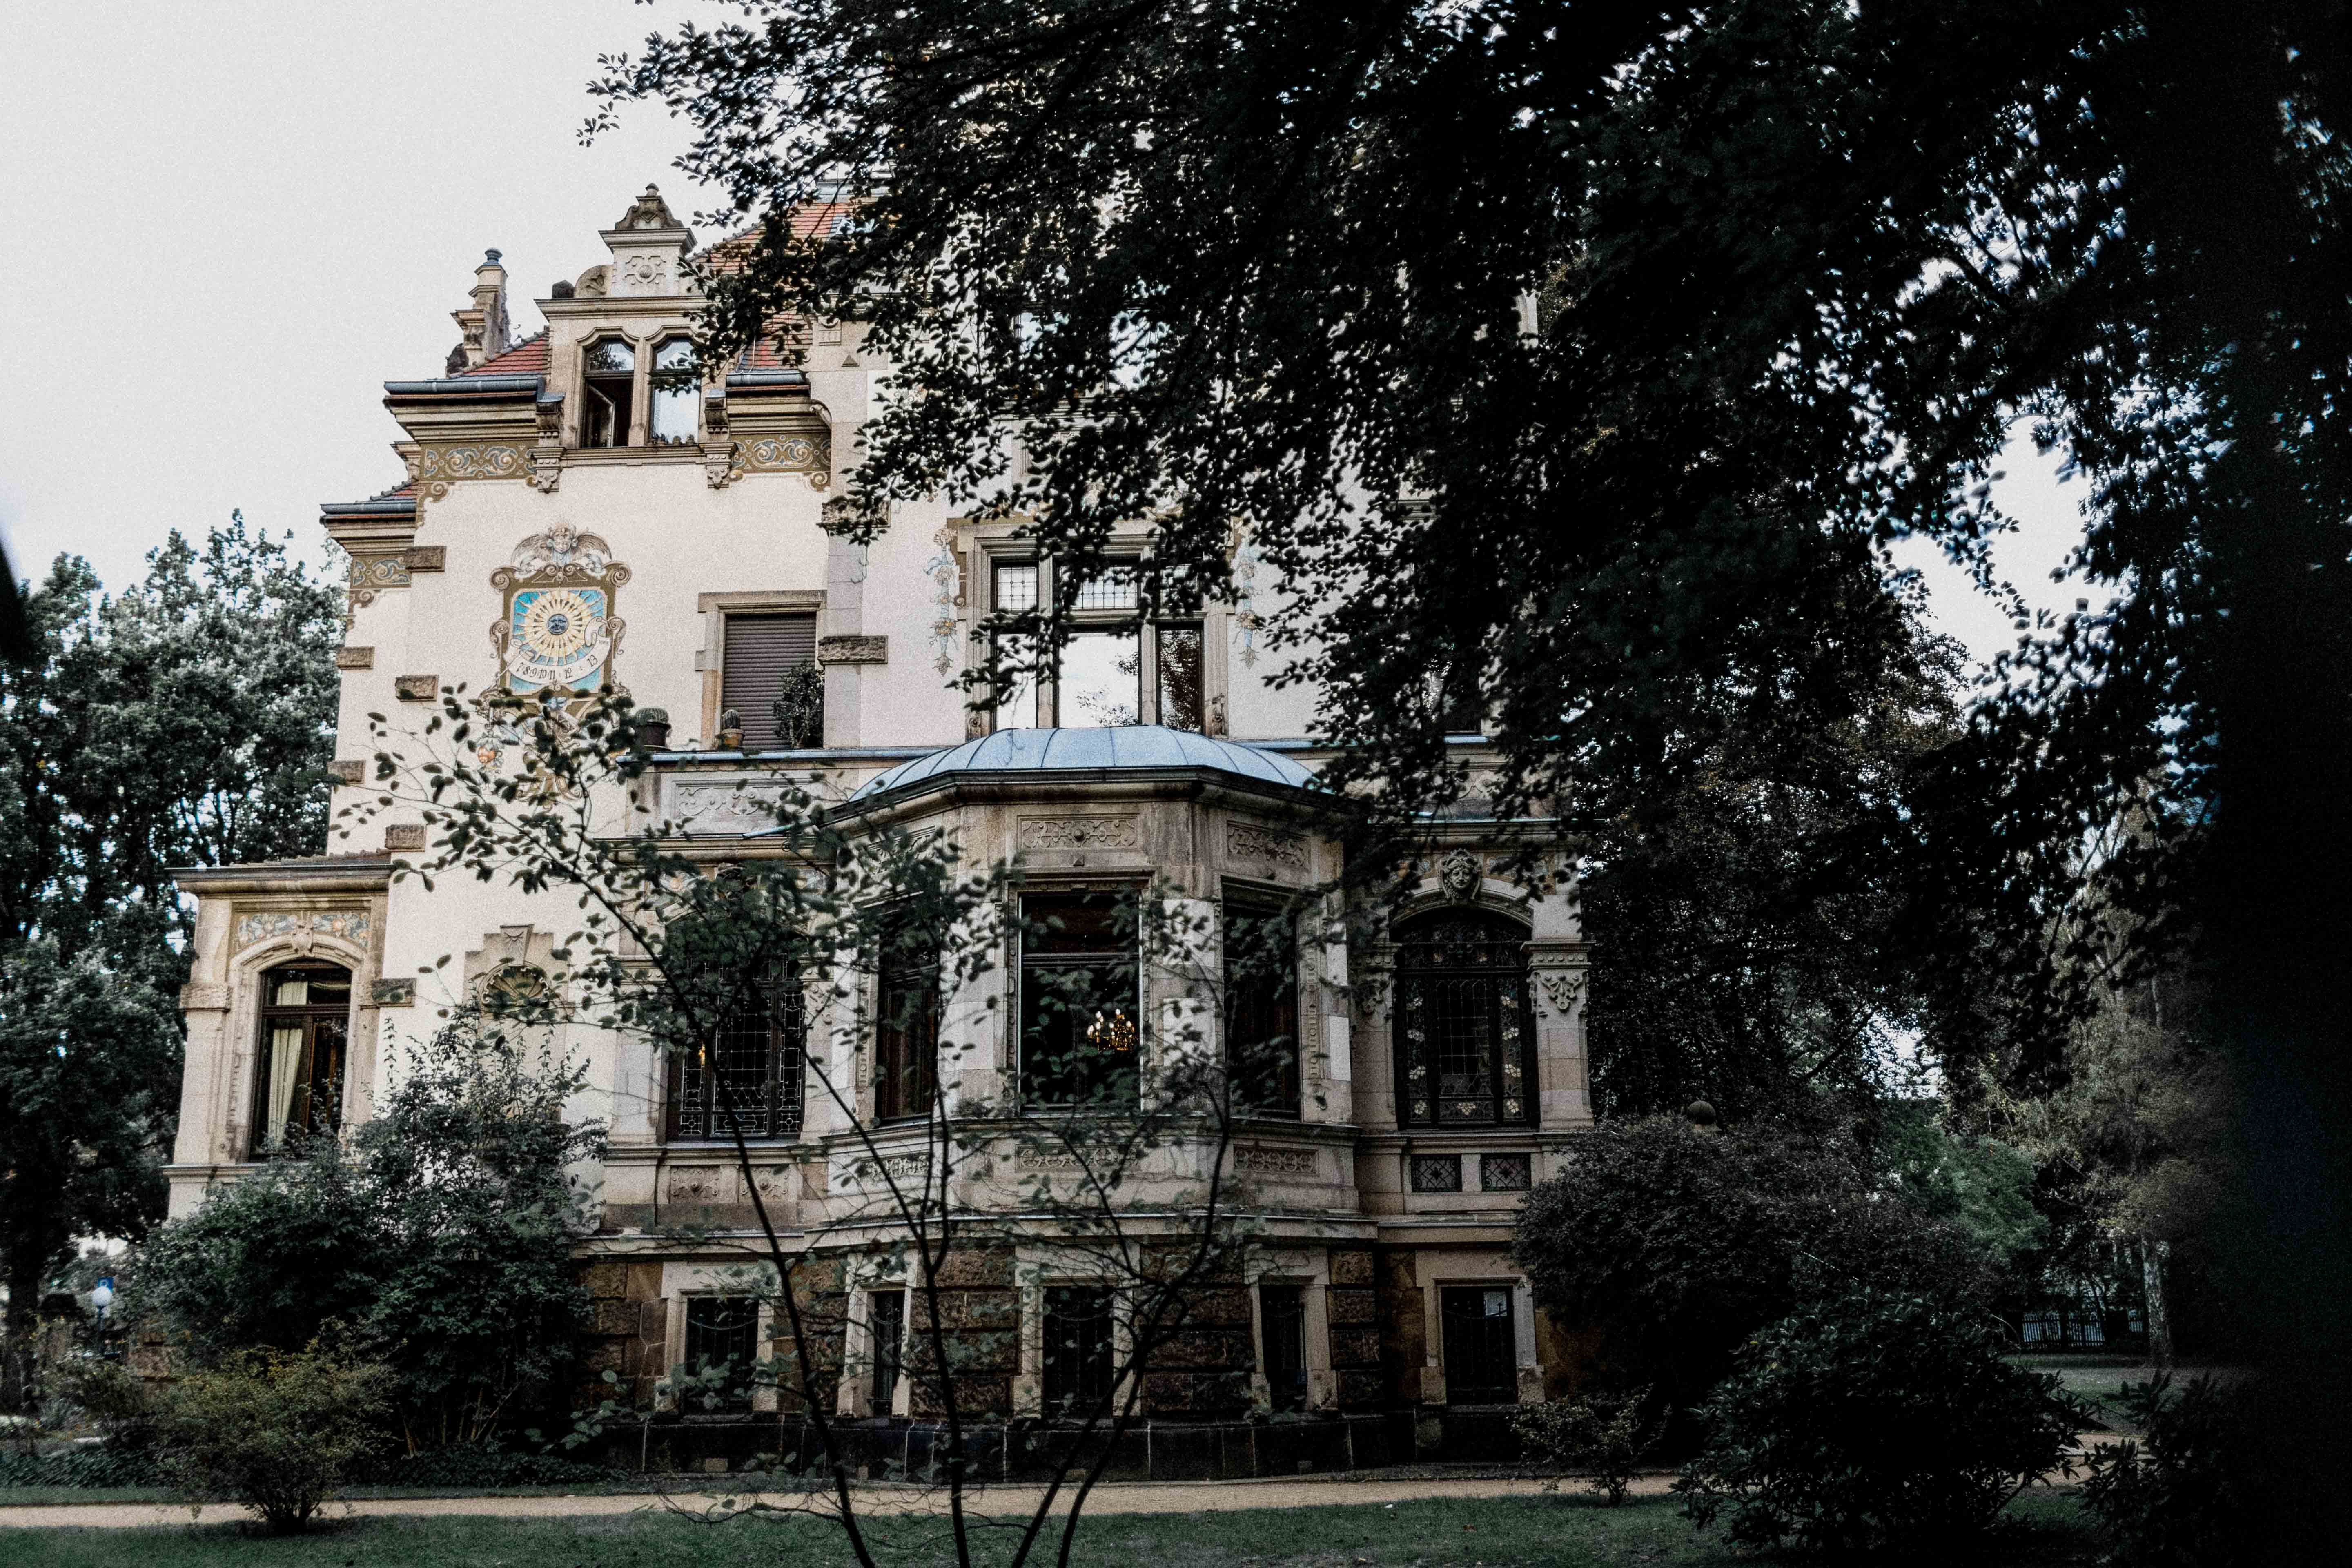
[
  {"xmin": 1512, "ymin": 1385, "xmax": 1665, "ymax": 1504},
  {"xmin": 367, "ymin": 1447, "xmax": 621, "ymax": 1488},
  {"xmin": 1677, "ymin": 1289, "xmax": 2085, "ymax": 1556},
  {"xmin": 134, "ymin": 1022, "xmax": 602, "ymax": 1449},
  {"xmin": 1514, "ymin": 1117, "xmax": 1998, "ymax": 1411},
  {"xmin": 0, "ymin": 1444, "xmax": 163, "ymax": 1488},
  {"xmin": 2080, "ymin": 1374, "xmax": 2258, "ymax": 1567},
  {"xmin": 155, "ymin": 1338, "xmax": 395, "ymax": 1533}
]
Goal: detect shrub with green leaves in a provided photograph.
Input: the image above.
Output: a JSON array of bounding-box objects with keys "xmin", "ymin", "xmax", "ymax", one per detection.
[
  {"xmin": 132, "ymin": 1020, "xmax": 602, "ymax": 1452},
  {"xmin": 1512, "ymin": 1385, "xmax": 1665, "ymax": 1505},
  {"xmin": 2080, "ymin": 1374, "xmax": 2259, "ymax": 1568},
  {"xmin": 1513, "ymin": 1116, "xmax": 1998, "ymax": 1410},
  {"xmin": 156, "ymin": 1338, "xmax": 395, "ymax": 1533},
  {"xmin": 1677, "ymin": 1288, "xmax": 2085, "ymax": 1556}
]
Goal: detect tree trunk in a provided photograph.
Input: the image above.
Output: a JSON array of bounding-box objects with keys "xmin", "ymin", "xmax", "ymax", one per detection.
[{"xmin": 2140, "ymin": 1238, "xmax": 2173, "ymax": 1368}]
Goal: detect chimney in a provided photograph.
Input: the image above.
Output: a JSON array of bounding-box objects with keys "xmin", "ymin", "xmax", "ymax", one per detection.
[{"xmin": 449, "ymin": 248, "xmax": 512, "ymax": 369}]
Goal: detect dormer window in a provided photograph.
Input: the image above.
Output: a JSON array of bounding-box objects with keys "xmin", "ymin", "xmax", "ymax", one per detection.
[
  {"xmin": 583, "ymin": 339, "xmax": 636, "ymax": 447},
  {"xmin": 650, "ymin": 338, "xmax": 698, "ymax": 445}
]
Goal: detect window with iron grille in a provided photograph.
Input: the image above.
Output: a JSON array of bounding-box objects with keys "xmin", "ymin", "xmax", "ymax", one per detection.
[
  {"xmin": 1440, "ymin": 1287, "xmax": 1519, "ymax": 1405},
  {"xmin": 1480, "ymin": 1152, "xmax": 1534, "ymax": 1192},
  {"xmin": 683, "ymin": 1296, "xmax": 760, "ymax": 1412},
  {"xmin": 1042, "ymin": 1285, "xmax": 1116, "ymax": 1416},
  {"xmin": 668, "ymin": 979, "xmax": 805, "ymax": 1141},
  {"xmin": 1393, "ymin": 912, "xmax": 1536, "ymax": 1129},
  {"xmin": 1410, "ymin": 1154, "xmax": 1463, "ymax": 1193}
]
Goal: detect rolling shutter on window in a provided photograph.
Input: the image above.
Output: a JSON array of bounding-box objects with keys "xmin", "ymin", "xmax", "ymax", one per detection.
[{"xmin": 722, "ymin": 613, "xmax": 818, "ymax": 748}]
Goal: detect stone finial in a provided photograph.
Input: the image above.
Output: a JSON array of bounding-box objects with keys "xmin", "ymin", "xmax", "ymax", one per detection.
[
  {"xmin": 602, "ymin": 184, "xmax": 695, "ymax": 297},
  {"xmin": 617, "ymin": 184, "xmax": 682, "ymax": 232},
  {"xmin": 450, "ymin": 247, "xmax": 512, "ymax": 369}
]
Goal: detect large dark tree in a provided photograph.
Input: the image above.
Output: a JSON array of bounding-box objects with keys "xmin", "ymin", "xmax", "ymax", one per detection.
[
  {"xmin": 598, "ymin": 1, "xmax": 2350, "ymax": 1533},
  {"xmin": 0, "ymin": 518, "xmax": 339, "ymax": 1406}
]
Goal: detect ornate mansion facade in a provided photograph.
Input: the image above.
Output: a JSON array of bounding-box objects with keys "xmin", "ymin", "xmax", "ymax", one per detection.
[{"xmin": 163, "ymin": 188, "xmax": 1595, "ymax": 1457}]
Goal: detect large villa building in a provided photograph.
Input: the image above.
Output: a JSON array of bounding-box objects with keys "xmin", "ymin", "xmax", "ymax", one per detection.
[{"xmin": 162, "ymin": 189, "xmax": 1595, "ymax": 1459}]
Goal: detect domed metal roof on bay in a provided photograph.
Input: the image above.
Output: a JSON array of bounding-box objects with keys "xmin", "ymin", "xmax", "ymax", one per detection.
[{"xmin": 848, "ymin": 726, "xmax": 1319, "ymax": 802}]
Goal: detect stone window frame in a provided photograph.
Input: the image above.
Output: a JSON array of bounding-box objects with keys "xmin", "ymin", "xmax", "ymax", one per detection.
[
  {"xmin": 696, "ymin": 590, "xmax": 828, "ymax": 746},
  {"xmin": 218, "ymin": 930, "xmax": 376, "ymax": 1169},
  {"xmin": 566, "ymin": 323, "xmax": 703, "ymax": 451},
  {"xmin": 837, "ymin": 1276, "xmax": 915, "ymax": 1420},
  {"xmin": 1010, "ymin": 882, "xmax": 1149, "ymax": 1114},
  {"xmin": 1413, "ymin": 1261, "xmax": 1541, "ymax": 1408},
  {"xmin": 660, "ymin": 1265, "xmax": 781, "ymax": 1415},
  {"xmin": 1244, "ymin": 1249, "xmax": 1338, "ymax": 1413}
]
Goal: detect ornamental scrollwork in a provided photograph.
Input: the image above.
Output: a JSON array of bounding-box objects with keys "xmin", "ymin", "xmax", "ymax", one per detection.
[
  {"xmin": 410, "ymin": 443, "xmax": 531, "ymax": 499},
  {"xmin": 233, "ymin": 909, "xmax": 371, "ymax": 951},
  {"xmin": 1227, "ymin": 822, "xmax": 1308, "ymax": 871},
  {"xmin": 727, "ymin": 432, "xmax": 831, "ymax": 487},
  {"xmin": 1018, "ymin": 816, "xmax": 1140, "ymax": 851}
]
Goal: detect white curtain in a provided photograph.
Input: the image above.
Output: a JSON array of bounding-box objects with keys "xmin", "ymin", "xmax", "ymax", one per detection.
[{"xmin": 265, "ymin": 1025, "xmax": 303, "ymax": 1147}]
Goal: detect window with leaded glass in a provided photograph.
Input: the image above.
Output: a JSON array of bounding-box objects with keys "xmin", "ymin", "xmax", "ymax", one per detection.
[
  {"xmin": 982, "ymin": 556, "xmax": 1206, "ymax": 731},
  {"xmin": 668, "ymin": 978, "xmax": 805, "ymax": 1141},
  {"xmin": 1019, "ymin": 892, "xmax": 1141, "ymax": 1109},
  {"xmin": 1392, "ymin": 912, "xmax": 1535, "ymax": 1129},
  {"xmin": 250, "ymin": 962, "xmax": 352, "ymax": 1157}
]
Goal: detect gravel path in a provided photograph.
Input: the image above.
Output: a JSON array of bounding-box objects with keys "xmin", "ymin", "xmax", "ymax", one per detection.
[
  {"xmin": 0, "ymin": 1432, "xmax": 2116, "ymax": 1532},
  {"xmin": 0, "ymin": 1474, "xmax": 1605, "ymax": 1531}
]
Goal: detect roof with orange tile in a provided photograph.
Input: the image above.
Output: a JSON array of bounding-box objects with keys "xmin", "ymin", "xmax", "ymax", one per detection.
[{"xmin": 460, "ymin": 330, "xmax": 550, "ymax": 377}]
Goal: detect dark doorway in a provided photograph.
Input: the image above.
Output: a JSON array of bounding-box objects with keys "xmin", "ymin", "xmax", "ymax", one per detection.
[
  {"xmin": 1260, "ymin": 1283, "xmax": 1308, "ymax": 1412},
  {"xmin": 1441, "ymin": 1286, "xmax": 1519, "ymax": 1405}
]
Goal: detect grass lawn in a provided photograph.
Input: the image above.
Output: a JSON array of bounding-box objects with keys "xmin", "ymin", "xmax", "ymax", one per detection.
[
  {"xmin": 14, "ymin": 1490, "xmax": 2100, "ymax": 1567},
  {"xmin": 2010, "ymin": 1357, "xmax": 2246, "ymax": 1436}
]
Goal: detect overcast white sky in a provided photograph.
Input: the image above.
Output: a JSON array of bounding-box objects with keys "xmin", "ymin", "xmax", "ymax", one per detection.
[{"xmin": 0, "ymin": 0, "xmax": 2093, "ymax": 669}]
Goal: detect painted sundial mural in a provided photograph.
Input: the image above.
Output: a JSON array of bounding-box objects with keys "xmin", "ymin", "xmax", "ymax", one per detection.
[{"xmin": 490, "ymin": 526, "xmax": 628, "ymax": 695}]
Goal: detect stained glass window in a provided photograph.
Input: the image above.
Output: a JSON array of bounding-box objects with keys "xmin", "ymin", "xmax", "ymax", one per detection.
[{"xmin": 1393, "ymin": 913, "xmax": 1536, "ymax": 1129}]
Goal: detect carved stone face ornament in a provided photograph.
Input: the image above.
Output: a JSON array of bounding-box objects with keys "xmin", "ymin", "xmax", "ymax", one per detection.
[{"xmin": 1440, "ymin": 848, "xmax": 1481, "ymax": 901}]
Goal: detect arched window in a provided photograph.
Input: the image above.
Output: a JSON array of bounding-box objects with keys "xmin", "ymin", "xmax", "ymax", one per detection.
[
  {"xmin": 582, "ymin": 338, "xmax": 635, "ymax": 447},
  {"xmin": 668, "ymin": 979, "xmax": 804, "ymax": 1141},
  {"xmin": 1392, "ymin": 911, "xmax": 1535, "ymax": 1129},
  {"xmin": 251, "ymin": 962, "xmax": 353, "ymax": 1156}
]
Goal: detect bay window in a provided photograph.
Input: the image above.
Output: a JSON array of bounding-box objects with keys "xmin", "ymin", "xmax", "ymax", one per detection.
[{"xmin": 1019, "ymin": 891, "xmax": 1140, "ymax": 1109}]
